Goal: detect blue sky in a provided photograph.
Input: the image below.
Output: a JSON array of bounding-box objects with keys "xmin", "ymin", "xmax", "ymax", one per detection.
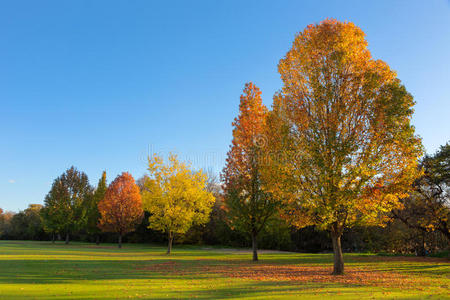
[{"xmin": 1, "ymin": 0, "xmax": 449, "ymax": 211}]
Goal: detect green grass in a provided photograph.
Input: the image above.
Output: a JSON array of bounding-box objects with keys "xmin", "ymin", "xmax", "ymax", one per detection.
[{"xmin": 0, "ymin": 241, "xmax": 448, "ymax": 299}]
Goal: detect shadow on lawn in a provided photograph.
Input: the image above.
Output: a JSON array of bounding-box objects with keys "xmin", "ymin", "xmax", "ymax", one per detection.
[{"xmin": 0, "ymin": 279, "xmax": 350, "ymax": 300}]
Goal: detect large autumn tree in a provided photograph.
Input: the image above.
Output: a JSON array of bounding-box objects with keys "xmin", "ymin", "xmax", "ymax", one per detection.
[
  {"xmin": 222, "ymin": 82, "xmax": 281, "ymax": 261},
  {"xmin": 269, "ymin": 19, "xmax": 422, "ymax": 274},
  {"xmin": 41, "ymin": 166, "xmax": 93, "ymax": 244},
  {"xmin": 98, "ymin": 172, "xmax": 143, "ymax": 248},
  {"xmin": 86, "ymin": 171, "xmax": 107, "ymax": 245},
  {"xmin": 141, "ymin": 154, "xmax": 215, "ymax": 254}
]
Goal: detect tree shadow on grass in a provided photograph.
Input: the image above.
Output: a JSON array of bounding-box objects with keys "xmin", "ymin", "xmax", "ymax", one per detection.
[
  {"xmin": 373, "ymin": 264, "xmax": 450, "ymax": 276},
  {"xmin": 0, "ymin": 280, "xmax": 359, "ymax": 300},
  {"xmin": 0, "ymin": 257, "xmax": 447, "ymax": 300}
]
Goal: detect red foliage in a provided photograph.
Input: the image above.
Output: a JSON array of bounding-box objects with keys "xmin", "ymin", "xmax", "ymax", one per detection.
[{"xmin": 98, "ymin": 172, "xmax": 143, "ymax": 236}]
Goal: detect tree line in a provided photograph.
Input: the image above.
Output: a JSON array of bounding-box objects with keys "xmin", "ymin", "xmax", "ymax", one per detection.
[
  {"xmin": 33, "ymin": 153, "xmax": 213, "ymax": 252},
  {"xmin": 0, "ymin": 19, "xmax": 449, "ymax": 275}
]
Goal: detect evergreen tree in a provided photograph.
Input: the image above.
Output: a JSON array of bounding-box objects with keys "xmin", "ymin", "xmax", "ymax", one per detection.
[{"xmin": 86, "ymin": 171, "xmax": 107, "ymax": 245}]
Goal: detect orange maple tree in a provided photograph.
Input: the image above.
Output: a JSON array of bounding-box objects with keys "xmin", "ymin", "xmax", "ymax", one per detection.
[
  {"xmin": 222, "ymin": 82, "xmax": 281, "ymax": 261},
  {"xmin": 98, "ymin": 172, "xmax": 143, "ymax": 248}
]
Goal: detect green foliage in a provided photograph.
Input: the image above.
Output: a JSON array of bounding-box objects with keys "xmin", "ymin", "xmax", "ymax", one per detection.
[
  {"xmin": 86, "ymin": 171, "xmax": 107, "ymax": 236},
  {"xmin": 257, "ymin": 217, "xmax": 292, "ymax": 250},
  {"xmin": 41, "ymin": 166, "xmax": 93, "ymax": 239},
  {"xmin": 1, "ymin": 205, "xmax": 45, "ymax": 240},
  {"xmin": 394, "ymin": 142, "xmax": 450, "ymax": 241}
]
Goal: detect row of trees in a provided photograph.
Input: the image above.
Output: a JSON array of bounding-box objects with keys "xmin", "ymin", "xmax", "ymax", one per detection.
[
  {"xmin": 1, "ymin": 189, "xmax": 447, "ymax": 255},
  {"xmin": 0, "ymin": 205, "xmax": 45, "ymax": 240},
  {"xmin": 0, "ymin": 142, "xmax": 447, "ymax": 263},
  {"xmin": 39, "ymin": 154, "xmax": 214, "ymax": 252}
]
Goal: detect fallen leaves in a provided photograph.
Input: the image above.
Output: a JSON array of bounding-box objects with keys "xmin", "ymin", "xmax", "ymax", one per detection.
[
  {"xmin": 134, "ymin": 260, "xmax": 447, "ymax": 289},
  {"xmin": 203, "ymin": 264, "xmax": 413, "ymax": 287}
]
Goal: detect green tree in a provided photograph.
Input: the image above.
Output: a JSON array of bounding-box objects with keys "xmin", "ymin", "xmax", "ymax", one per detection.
[
  {"xmin": 86, "ymin": 171, "xmax": 107, "ymax": 245},
  {"xmin": 41, "ymin": 166, "xmax": 93, "ymax": 244},
  {"xmin": 0, "ymin": 210, "xmax": 14, "ymax": 239},
  {"xmin": 8, "ymin": 204, "xmax": 44, "ymax": 240},
  {"xmin": 394, "ymin": 142, "xmax": 450, "ymax": 243},
  {"xmin": 142, "ymin": 154, "xmax": 215, "ymax": 254}
]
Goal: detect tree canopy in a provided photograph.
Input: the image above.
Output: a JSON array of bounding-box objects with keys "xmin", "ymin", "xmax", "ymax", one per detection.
[
  {"xmin": 86, "ymin": 171, "xmax": 107, "ymax": 244},
  {"xmin": 268, "ymin": 19, "xmax": 423, "ymax": 274},
  {"xmin": 98, "ymin": 172, "xmax": 143, "ymax": 248},
  {"xmin": 41, "ymin": 166, "xmax": 93, "ymax": 244},
  {"xmin": 222, "ymin": 82, "xmax": 281, "ymax": 261},
  {"xmin": 142, "ymin": 153, "xmax": 215, "ymax": 254},
  {"xmin": 394, "ymin": 142, "xmax": 450, "ymax": 242}
]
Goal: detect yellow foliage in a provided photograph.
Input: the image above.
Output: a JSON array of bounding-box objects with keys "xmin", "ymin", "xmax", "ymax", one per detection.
[
  {"xmin": 269, "ymin": 19, "xmax": 423, "ymax": 234},
  {"xmin": 141, "ymin": 153, "xmax": 215, "ymax": 236}
]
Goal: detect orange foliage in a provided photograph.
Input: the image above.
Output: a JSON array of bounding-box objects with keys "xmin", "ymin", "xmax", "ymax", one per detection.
[
  {"xmin": 271, "ymin": 19, "xmax": 423, "ymax": 231},
  {"xmin": 222, "ymin": 82, "xmax": 268, "ymax": 194},
  {"xmin": 221, "ymin": 83, "xmax": 282, "ymax": 250},
  {"xmin": 98, "ymin": 172, "xmax": 143, "ymax": 236}
]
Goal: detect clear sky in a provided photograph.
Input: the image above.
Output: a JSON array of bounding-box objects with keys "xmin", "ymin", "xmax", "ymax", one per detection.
[{"xmin": 1, "ymin": 0, "xmax": 449, "ymax": 212}]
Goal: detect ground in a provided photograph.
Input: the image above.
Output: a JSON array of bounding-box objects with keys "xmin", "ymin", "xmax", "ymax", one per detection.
[{"xmin": 0, "ymin": 241, "xmax": 448, "ymax": 299}]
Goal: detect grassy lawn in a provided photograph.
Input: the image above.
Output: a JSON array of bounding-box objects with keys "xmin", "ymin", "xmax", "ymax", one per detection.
[{"xmin": 0, "ymin": 241, "xmax": 448, "ymax": 299}]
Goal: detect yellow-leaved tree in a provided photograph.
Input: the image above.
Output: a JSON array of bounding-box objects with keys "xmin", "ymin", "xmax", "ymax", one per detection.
[
  {"xmin": 141, "ymin": 153, "xmax": 215, "ymax": 254},
  {"xmin": 267, "ymin": 19, "xmax": 423, "ymax": 274}
]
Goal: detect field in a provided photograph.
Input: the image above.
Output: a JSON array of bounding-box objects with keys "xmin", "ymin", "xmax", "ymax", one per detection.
[{"xmin": 0, "ymin": 241, "xmax": 448, "ymax": 299}]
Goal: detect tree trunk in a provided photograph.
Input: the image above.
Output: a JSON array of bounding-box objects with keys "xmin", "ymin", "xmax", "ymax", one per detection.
[
  {"xmin": 420, "ymin": 232, "xmax": 426, "ymax": 256},
  {"xmin": 167, "ymin": 231, "xmax": 173, "ymax": 254},
  {"xmin": 118, "ymin": 234, "xmax": 122, "ymax": 249},
  {"xmin": 51, "ymin": 233, "xmax": 55, "ymax": 244},
  {"xmin": 65, "ymin": 233, "xmax": 69, "ymax": 245},
  {"xmin": 331, "ymin": 231, "xmax": 344, "ymax": 275},
  {"xmin": 251, "ymin": 232, "xmax": 258, "ymax": 261},
  {"xmin": 95, "ymin": 234, "xmax": 100, "ymax": 246}
]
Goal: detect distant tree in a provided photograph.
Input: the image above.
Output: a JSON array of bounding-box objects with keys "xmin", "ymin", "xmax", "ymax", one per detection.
[
  {"xmin": 41, "ymin": 167, "xmax": 93, "ymax": 244},
  {"xmin": 86, "ymin": 171, "xmax": 107, "ymax": 245},
  {"xmin": 142, "ymin": 154, "xmax": 215, "ymax": 254},
  {"xmin": 221, "ymin": 82, "xmax": 281, "ymax": 261},
  {"xmin": 0, "ymin": 208, "xmax": 3, "ymax": 235},
  {"xmin": 394, "ymin": 143, "xmax": 450, "ymax": 243},
  {"xmin": 0, "ymin": 209, "xmax": 14, "ymax": 237},
  {"xmin": 9, "ymin": 204, "xmax": 45, "ymax": 240},
  {"xmin": 98, "ymin": 172, "xmax": 143, "ymax": 248},
  {"xmin": 269, "ymin": 19, "xmax": 422, "ymax": 274},
  {"xmin": 135, "ymin": 175, "xmax": 149, "ymax": 191},
  {"xmin": 24, "ymin": 204, "xmax": 44, "ymax": 239}
]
